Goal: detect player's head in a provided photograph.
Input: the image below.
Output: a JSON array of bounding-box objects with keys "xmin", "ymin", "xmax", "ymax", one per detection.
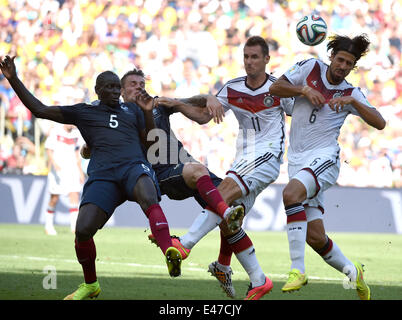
[
  {"xmin": 95, "ymin": 71, "xmax": 121, "ymax": 107},
  {"xmin": 326, "ymin": 34, "xmax": 370, "ymax": 84},
  {"xmin": 120, "ymin": 68, "xmax": 146, "ymax": 103},
  {"xmin": 243, "ymin": 36, "xmax": 270, "ymax": 79}
]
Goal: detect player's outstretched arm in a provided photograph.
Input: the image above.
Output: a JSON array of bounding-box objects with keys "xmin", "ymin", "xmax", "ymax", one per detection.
[
  {"xmin": 328, "ymin": 96, "xmax": 386, "ymax": 130},
  {"xmin": 0, "ymin": 55, "xmax": 64, "ymax": 123},
  {"xmin": 270, "ymin": 75, "xmax": 326, "ymax": 107},
  {"xmin": 157, "ymin": 95, "xmax": 217, "ymax": 124}
]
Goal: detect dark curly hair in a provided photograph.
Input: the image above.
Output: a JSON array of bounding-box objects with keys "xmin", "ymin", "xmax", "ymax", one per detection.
[{"xmin": 327, "ymin": 34, "xmax": 370, "ymax": 63}]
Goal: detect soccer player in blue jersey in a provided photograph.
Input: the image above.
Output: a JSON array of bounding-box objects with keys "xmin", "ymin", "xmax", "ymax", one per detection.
[
  {"xmin": 120, "ymin": 69, "xmax": 243, "ymax": 226},
  {"xmin": 82, "ymin": 69, "xmax": 244, "ymax": 251},
  {"xmin": 0, "ymin": 55, "xmax": 182, "ymax": 300}
]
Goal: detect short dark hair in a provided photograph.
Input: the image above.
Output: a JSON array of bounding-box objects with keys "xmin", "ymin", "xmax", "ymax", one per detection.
[
  {"xmin": 327, "ymin": 34, "xmax": 370, "ymax": 63},
  {"xmin": 245, "ymin": 36, "xmax": 269, "ymax": 57},
  {"xmin": 121, "ymin": 68, "xmax": 145, "ymax": 87},
  {"xmin": 95, "ymin": 71, "xmax": 119, "ymax": 87}
]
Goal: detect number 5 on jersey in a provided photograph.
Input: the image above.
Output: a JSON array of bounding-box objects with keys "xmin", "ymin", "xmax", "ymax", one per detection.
[{"xmin": 109, "ymin": 114, "xmax": 119, "ymax": 128}]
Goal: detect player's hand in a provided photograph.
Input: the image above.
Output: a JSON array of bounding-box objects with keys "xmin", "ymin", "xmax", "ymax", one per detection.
[
  {"xmin": 206, "ymin": 95, "xmax": 225, "ymax": 124},
  {"xmin": 156, "ymin": 97, "xmax": 179, "ymax": 108},
  {"xmin": 134, "ymin": 88, "xmax": 154, "ymax": 111},
  {"xmin": 328, "ymin": 96, "xmax": 354, "ymax": 113},
  {"xmin": 0, "ymin": 55, "xmax": 17, "ymax": 80},
  {"xmin": 302, "ymin": 86, "xmax": 326, "ymax": 107},
  {"xmin": 80, "ymin": 143, "xmax": 91, "ymax": 159}
]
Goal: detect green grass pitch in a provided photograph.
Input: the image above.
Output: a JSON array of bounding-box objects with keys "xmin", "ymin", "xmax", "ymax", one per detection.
[{"xmin": 0, "ymin": 223, "xmax": 401, "ymax": 300}]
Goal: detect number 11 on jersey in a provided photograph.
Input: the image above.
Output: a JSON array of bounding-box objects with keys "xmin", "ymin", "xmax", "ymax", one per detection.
[{"xmin": 251, "ymin": 116, "xmax": 261, "ymax": 131}]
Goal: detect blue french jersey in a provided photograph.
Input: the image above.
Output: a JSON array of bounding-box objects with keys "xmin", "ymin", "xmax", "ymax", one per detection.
[
  {"xmin": 150, "ymin": 105, "xmax": 193, "ymax": 170},
  {"xmin": 59, "ymin": 102, "xmax": 147, "ymax": 174}
]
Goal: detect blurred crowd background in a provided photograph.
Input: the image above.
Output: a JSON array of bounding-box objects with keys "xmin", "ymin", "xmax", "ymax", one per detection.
[{"xmin": 0, "ymin": 0, "xmax": 400, "ymax": 188}]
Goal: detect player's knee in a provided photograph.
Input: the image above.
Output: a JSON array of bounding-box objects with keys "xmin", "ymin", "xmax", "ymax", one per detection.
[
  {"xmin": 75, "ymin": 222, "xmax": 97, "ymax": 242},
  {"xmin": 74, "ymin": 204, "xmax": 105, "ymax": 241},
  {"xmin": 282, "ymin": 183, "xmax": 304, "ymax": 206},
  {"xmin": 183, "ymin": 163, "xmax": 208, "ymax": 186},
  {"xmin": 306, "ymin": 229, "xmax": 327, "ymax": 251},
  {"xmin": 282, "ymin": 187, "xmax": 296, "ymax": 205}
]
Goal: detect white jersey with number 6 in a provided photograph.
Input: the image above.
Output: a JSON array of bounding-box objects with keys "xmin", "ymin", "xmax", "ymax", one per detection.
[{"xmin": 283, "ymin": 58, "xmax": 377, "ymax": 166}]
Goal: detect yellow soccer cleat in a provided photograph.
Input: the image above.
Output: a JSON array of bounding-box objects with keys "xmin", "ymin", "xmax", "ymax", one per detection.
[
  {"xmin": 165, "ymin": 247, "xmax": 182, "ymax": 277},
  {"xmin": 354, "ymin": 262, "xmax": 371, "ymax": 300},
  {"xmin": 282, "ymin": 269, "xmax": 308, "ymax": 293},
  {"xmin": 63, "ymin": 280, "xmax": 101, "ymax": 300},
  {"xmin": 224, "ymin": 205, "xmax": 245, "ymax": 232}
]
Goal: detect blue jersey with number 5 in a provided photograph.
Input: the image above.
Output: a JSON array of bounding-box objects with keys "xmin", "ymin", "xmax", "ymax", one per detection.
[{"xmin": 59, "ymin": 102, "xmax": 146, "ymax": 174}]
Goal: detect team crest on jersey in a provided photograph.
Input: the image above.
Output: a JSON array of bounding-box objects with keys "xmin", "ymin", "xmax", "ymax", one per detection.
[
  {"xmin": 263, "ymin": 95, "xmax": 274, "ymax": 107},
  {"xmin": 333, "ymin": 91, "xmax": 343, "ymax": 98},
  {"xmin": 152, "ymin": 108, "xmax": 161, "ymax": 119}
]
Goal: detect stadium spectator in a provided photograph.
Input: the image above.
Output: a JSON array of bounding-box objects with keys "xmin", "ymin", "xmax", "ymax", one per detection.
[{"xmin": 0, "ymin": 0, "xmax": 400, "ymax": 188}]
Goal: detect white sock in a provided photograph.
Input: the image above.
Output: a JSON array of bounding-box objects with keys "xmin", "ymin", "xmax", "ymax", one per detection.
[
  {"xmin": 180, "ymin": 209, "xmax": 222, "ymax": 249},
  {"xmin": 70, "ymin": 208, "xmax": 78, "ymax": 232},
  {"xmin": 235, "ymin": 246, "xmax": 265, "ymax": 287},
  {"xmin": 286, "ymin": 204, "xmax": 307, "ymax": 273},
  {"xmin": 287, "ymin": 221, "xmax": 307, "ymax": 273},
  {"xmin": 320, "ymin": 238, "xmax": 357, "ymax": 281},
  {"xmin": 45, "ymin": 207, "xmax": 55, "ymax": 228}
]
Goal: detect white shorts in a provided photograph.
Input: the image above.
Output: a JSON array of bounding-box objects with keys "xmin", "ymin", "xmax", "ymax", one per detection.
[
  {"xmin": 47, "ymin": 168, "xmax": 82, "ymax": 195},
  {"xmin": 289, "ymin": 154, "xmax": 340, "ymax": 212},
  {"xmin": 227, "ymin": 151, "xmax": 280, "ymax": 214}
]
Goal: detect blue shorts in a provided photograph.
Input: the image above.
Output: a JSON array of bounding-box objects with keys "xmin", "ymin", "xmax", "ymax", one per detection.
[
  {"xmin": 81, "ymin": 161, "xmax": 161, "ymax": 216},
  {"xmin": 154, "ymin": 163, "xmax": 222, "ymax": 208}
]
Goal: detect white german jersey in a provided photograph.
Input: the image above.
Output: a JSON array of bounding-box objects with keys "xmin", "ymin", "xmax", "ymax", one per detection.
[
  {"xmin": 45, "ymin": 124, "xmax": 84, "ymax": 173},
  {"xmin": 283, "ymin": 58, "xmax": 376, "ymax": 165},
  {"xmin": 216, "ymin": 74, "xmax": 294, "ymax": 160}
]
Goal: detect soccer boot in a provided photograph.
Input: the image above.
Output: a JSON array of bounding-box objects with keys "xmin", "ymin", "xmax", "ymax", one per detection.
[
  {"xmin": 224, "ymin": 205, "xmax": 245, "ymax": 232},
  {"xmin": 281, "ymin": 268, "xmax": 308, "ymax": 292},
  {"xmin": 148, "ymin": 234, "xmax": 191, "ymax": 260},
  {"xmin": 354, "ymin": 261, "xmax": 371, "ymax": 300},
  {"xmin": 208, "ymin": 261, "xmax": 236, "ymax": 298},
  {"xmin": 63, "ymin": 280, "xmax": 101, "ymax": 300},
  {"xmin": 165, "ymin": 247, "xmax": 182, "ymax": 277},
  {"xmin": 245, "ymin": 276, "xmax": 273, "ymax": 300}
]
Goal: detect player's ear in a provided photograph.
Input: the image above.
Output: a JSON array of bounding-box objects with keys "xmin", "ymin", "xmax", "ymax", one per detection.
[{"xmin": 265, "ymin": 55, "xmax": 271, "ymax": 65}]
